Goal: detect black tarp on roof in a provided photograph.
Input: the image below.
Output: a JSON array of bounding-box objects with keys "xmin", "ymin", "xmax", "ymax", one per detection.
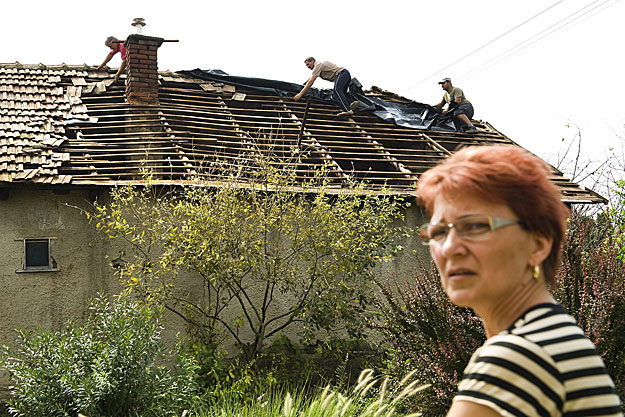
[{"xmin": 178, "ymin": 69, "xmax": 458, "ymax": 132}]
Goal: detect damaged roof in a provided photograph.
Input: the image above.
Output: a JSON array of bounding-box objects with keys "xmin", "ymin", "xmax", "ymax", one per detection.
[{"xmin": 0, "ymin": 63, "xmax": 605, "ymax": 204}]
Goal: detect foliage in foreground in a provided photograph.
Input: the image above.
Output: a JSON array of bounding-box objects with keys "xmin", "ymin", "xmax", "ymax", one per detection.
[
  {"xmin": 367, "ymin": 262, "xmax": 485, "ymax": 416},
  {"xmin": 89, "ymin": 152, "xmax": 407, "ymax": 363},
  {"xmin": 0, "ymin": 294, "xmax": 199, "ymax": 417},
  {"xmin": 255, "ymin": 336, "xmax": 384, "ymax": 390},
  {"xmin": 196, "ymin": 368, "xmax": 428, "ymax": 417},
  {"xmin": 185, "ymin": 332, "xmax": 384, "ymax": 408},
  {"xmin": 554, "ymin": 208, "xmax": 625, "ymax": 401}
]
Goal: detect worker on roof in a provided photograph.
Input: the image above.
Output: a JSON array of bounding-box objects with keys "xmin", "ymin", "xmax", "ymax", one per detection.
[
  {"xmin": 433, "ymin": 77, "xmax": 478, "ymax": 134},
  {"xmin": 294, "ymin": 57, "xmax": 360, "ymax": 117},
  {"xmin": 97, "ymin": 36, "xmax": 127, "ymax": 83}
]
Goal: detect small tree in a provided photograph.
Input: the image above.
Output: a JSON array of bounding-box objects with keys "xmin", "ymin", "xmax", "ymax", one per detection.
[
  {"xmin": 89, "ymin": 151, "xmax": 407, "ymax": 362},
  {"xmin": 0, "ymin": 294, "xmax": 198, "ymax": 417}
]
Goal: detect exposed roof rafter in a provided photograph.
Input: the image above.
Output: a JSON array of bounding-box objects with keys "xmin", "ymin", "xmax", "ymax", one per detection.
[{"xmin": 0, "ymin": 64, "xmax": 606, "ymax": 204}]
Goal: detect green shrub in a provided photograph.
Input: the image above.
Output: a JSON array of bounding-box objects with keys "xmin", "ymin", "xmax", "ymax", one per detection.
[
  {"xmin": 89, "ymin": 154, "xmax": 407, "ymax": 364},
  {"xmin": 0, "ymin": 294, "xmax": 199, "ymax": 417},
  {"xmin": 186, "ymin": 334, "xmax": 383, "ymax": 408},
  {"xmin": 255, "ymin": 336, "xmax": 384, "ymax": 390},
  {"xmin": 554, "ymin": 209, "xmax": 625, "ymax": 403},
  {"xmin": 187, "ymin": 339, "xmax": 260, "ymax": 404},
  {"xmin": 367, "ymin": 261, "xmax": 485, "ymax": 416}
]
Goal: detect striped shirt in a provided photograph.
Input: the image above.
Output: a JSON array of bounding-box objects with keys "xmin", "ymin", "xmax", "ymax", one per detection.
[{"xmin": 455, "ymin": 303, "xmax": 623, "ymax": 417}]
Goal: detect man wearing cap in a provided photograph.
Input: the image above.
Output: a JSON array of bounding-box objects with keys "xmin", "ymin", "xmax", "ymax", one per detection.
[
  {"xmin": 434, "ymin": 78, "xmax": 477, "ymax": 133},
  {"xmin": 294, "ymin": 57, "xmax": 360, "ymax": 117}
]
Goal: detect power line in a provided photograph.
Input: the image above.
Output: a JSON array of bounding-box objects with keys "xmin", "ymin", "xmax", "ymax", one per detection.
[
  {"xmin": 404, "ymin": 0, "xmax": 567, "ymax": 92},
  {"xmin": 455, "ymin": 0, "xmax": 620, "ymax": 83},
  {"xmin": 456, "ymin": 0, "xmax": 618, "ymax": 82}
]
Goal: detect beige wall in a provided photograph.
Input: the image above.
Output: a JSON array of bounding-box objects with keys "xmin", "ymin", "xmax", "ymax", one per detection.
[
  {"xmin": 373, "ymin": 202, "xmax": 431, "ymax": 279},
  {"xmin": 0, "ymin": 189, "xmax": 119, "ymax": 331},
  {"xmin": 0, "ymin": 188, "xmax": 121, "ymax": 398}
]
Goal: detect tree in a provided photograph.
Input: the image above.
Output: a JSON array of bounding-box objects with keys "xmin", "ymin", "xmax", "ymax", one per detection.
[{"xmin": 89, "ymin": 151, "xmax": 407, "ymax": 362}]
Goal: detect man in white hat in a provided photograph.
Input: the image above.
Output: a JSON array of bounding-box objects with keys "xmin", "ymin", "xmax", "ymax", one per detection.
[{"xmin": 434, "ymin": 77, "xmax": 477, "ymax": 133}]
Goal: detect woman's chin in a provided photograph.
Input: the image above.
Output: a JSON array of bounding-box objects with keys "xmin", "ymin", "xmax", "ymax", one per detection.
[{"xmin": 445, "ymin": 289, "xmax": 476, "ymax": 309}]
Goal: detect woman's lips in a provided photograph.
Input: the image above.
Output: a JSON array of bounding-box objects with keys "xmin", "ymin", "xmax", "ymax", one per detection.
[{"xmin": 448, "ymin": 268, "xmax": 476, "ymax": 279}]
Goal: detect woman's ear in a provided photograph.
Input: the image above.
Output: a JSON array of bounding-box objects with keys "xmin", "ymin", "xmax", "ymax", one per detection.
[{"xmin": 529, "ymin": 232, "xmax": 553, "ymax": 266}]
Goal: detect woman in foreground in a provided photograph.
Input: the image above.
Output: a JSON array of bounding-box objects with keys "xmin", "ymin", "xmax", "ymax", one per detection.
[{"xmin": 416, "ymin": 145, "xmax": 622, "ymax": 416}]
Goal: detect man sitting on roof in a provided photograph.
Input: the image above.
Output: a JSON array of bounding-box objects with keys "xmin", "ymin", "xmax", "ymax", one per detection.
[
  {"xmin": 97, "ymin": 36, "xmax": 127, "ymax": 83},
  {"xmin": 433, "ymin": 77, "xmax": 477, "ymax": 134},
  {"xmin": 294, "ymin": 57, "xmax": 360, "ymax": 117}
]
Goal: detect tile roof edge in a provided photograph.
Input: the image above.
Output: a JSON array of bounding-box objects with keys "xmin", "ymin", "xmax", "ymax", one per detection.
[
  {"xmin": 0, "ymin": 63, "xmax": 205, "ymax": 83},
  {"xmin": 0, "ymin": 63, "xmax": 94, "ymax": 70}
]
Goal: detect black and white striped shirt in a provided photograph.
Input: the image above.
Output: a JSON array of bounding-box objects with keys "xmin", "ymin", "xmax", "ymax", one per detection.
[{"xmin": 455, "ymin": 303, "xmax": 622, "ymax": 417}]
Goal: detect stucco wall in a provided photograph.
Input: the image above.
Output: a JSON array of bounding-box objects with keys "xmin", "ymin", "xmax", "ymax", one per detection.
[
  {"xmin": 0, "ymin": 188, "xmax": 121, "ymax": 397},
  {"xmin": 373, "ymin": 202, "xmax": 431, "ymax": 278},
  {"xmin": 0, "ymin": 189, "xmax": 117, "ymax": 330}
]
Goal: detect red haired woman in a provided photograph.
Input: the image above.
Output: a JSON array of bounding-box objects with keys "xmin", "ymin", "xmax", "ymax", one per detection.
[{"xmin": 417, "ymin": 145, "xmax": 622, "ymax": 416}]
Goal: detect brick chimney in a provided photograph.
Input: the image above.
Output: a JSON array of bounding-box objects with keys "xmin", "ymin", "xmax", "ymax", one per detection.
[{"xmin": 124, "ymin": 34, "xmax": 164, "ymax": 105}]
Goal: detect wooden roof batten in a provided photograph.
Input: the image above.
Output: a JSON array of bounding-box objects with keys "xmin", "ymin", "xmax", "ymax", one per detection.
[
  {"xmin": 276, "ymin": 97, "xmax": 350, "ymax": 184},
  {"xmin": 0, "ymin": 63, "xmax": 606, "ymax": 204}
]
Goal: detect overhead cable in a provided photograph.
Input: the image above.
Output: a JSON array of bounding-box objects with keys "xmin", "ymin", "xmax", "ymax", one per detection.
[
  {"xmin": 455, "ymin": 0, "xmax": 620, "ymax": 82},
  {"xmin": 404, "ymin": 0, "xmax": 567, "ymax": 92}
]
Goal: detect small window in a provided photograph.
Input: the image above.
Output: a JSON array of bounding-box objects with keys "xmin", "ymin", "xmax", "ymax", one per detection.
[{"xmin": 17, "ymin": 238, "xmax": 59, "ymax": 273}]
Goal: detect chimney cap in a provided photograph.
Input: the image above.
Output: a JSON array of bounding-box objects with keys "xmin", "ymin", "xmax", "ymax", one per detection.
[
  {"xmin": 132, "ymin": 17, "xmax": 146, "ymax": 27},
  {"xmin": 132, "ymin": 18, "xmax": 146, "ymax": 34}
]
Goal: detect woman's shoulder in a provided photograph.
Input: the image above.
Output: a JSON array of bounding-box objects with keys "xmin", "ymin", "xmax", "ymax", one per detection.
[
  {"xmin": 505, "ymin": 302, "xmax": 594, "ymax": 356},
  {"xmin": 459, "ymin": 332, "xmax": 566, "ymax": 416},
  {"xmin": 474, "ymin": 331, "xmax": 562, "ymax": 384},
  {"xmin": 460, "ymin": 304, "xmax": 622, "ymax": 417}
]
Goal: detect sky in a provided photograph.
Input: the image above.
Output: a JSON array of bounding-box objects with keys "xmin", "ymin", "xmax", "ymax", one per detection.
[{"xmin": 2, "ymin": 0, "xmax": 624, "ymax": 187}]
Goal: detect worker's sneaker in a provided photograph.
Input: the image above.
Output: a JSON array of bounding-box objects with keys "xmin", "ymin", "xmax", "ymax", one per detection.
[
  {"xmin": 349, "ymin": 101, "xmax": 360, "ymax": 111},
  {"xmin": 337, "ymin": 110, "xmax": 354, "ymax": 117},
  {"xmin": 464, "ymin": 125, "xmax": 478, "ymax": 134}
]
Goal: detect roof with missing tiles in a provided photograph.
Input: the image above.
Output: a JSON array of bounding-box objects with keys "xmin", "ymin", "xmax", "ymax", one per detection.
[{"xmin": 0, "ymin": 63, "xmax": 606, "ymax": 204}]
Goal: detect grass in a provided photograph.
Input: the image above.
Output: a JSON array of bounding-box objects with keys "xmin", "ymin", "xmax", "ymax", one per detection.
[{"xmin": 192, "ymin": 369, "xmax": 429, "ymax": 417}]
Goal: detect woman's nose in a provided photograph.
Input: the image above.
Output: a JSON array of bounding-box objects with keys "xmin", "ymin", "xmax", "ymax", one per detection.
[{"xmin": 438, "ymin": 227, "xmax": 467, "ymax": 256}]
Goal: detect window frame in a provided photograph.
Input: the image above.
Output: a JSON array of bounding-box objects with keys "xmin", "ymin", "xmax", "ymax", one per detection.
[{"xmin": 16, "ymin": 237, "xmax": 60, "ymax": 273}]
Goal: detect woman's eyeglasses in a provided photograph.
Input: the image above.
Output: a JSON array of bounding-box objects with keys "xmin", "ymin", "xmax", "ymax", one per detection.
[{"xmin": 418, "ymin": 215, "xmax": 522, "ymax": 246}]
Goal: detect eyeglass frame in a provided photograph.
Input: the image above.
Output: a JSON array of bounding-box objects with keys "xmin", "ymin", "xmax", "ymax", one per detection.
[{"xmin": 418, "ymin": 215, "xmax": 524, "ymax": 246}]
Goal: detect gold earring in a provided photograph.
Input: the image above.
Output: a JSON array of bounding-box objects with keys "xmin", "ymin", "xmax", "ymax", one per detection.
[{"xmin": 533, "ymin": 265, "xmax": 540, "ymax": 280}]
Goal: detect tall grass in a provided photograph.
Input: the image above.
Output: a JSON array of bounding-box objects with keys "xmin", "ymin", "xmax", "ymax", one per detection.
[{"xmin": 194, "ymin": 369, "xmax": 428, "ymax": 417}]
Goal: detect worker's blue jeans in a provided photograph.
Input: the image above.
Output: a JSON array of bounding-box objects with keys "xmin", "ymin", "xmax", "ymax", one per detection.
[{"xmin": 333, "ymin": 69, "xmax": 351, "ymax": 112}]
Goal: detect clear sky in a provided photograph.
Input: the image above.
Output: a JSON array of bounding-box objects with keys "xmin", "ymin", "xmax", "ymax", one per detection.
[{"xmin": 2, "ymin": 0, "xmax": 623, "ymax": 186}]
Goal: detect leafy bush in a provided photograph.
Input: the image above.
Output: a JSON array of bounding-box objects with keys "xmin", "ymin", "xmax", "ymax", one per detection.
[
  {"xmin": 367, "ymin": 261, "xmax": 485, "ymax": 416},
  {"xmin": 554, "ymin": 209, "xmax": 625, "ymax": 403},
  {"xmin": 186, "ymin": 333, "xmax": 384, "ymax": 407},
  {"xmin": 186, "ymin": 339, "xmax": 264, "ymax": 404},
  {"xmin": 0, "ymin": 294, "xmax": 199, "ymax": 417},
  {"xmin": 255, "ymin": 336, "xmax": 384, "ymax": 390}
]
